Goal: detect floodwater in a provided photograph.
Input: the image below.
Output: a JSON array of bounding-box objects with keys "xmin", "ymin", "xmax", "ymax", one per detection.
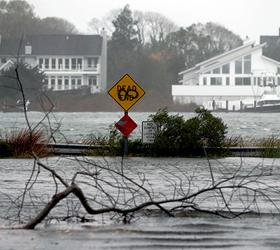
[
  {"xmin": 1, "ymin": 156, "xmax": 280, "ymax": 249},
  {"xmin": 1, "ymin": 111, "xmax": 280, "ymax": 142},
  {"xmin": 1, "ymin": 111, "xmax": 280, "ymax": 249}
]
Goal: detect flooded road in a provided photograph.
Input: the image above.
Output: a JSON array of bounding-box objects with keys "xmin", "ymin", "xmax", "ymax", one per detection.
[
  {"xmin": 1, "ymin": 215, "xmax": 280, "ymax": 249},
  {"xmin": 1, "ymin": 156, "xmax": 280, "ymax": 249}
]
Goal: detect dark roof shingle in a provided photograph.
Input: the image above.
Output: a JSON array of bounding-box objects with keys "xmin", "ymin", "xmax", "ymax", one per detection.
[
  {"xmin": 260, "ymin": 36, "xmax": 280, "ymax": 62},
  {"xmin": 0, "ymin": 34, "xmax": 103, "ymax": 56}
]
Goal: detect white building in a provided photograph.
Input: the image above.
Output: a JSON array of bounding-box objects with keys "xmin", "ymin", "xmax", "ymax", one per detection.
[
  {"xmin": 172, "ymin": 41, "xmax": 280, "ymax": 111},
  {"xmin": 0, "ymin": 32, "xmax": 107, "ymax": 94}
]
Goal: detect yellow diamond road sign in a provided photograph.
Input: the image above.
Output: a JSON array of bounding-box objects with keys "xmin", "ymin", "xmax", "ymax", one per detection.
[{"xmin": 108, "ymin": 74, "xmax": 145, "ymax": 111}]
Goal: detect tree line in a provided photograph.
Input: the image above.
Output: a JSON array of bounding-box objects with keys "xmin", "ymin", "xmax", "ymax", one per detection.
[{"xmin": 0, "ymin": 1, "xmax": 243, "ymax": 97}]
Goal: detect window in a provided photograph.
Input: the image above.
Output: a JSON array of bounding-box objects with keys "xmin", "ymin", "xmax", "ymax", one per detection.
[
  {"xmin": 263, "ymin": 77, "xmax": 267, "ymax": 86},
  {"xmin": 50, "ymin": 77, "xmax": 55, "ymax": 89},
  {"xmin": 277, "ymin": 67, "xmax": 280, "ymax": 75},
  {"xmin": 39, "ymin": 58, "xmax": 43, "ymax": 69},
  {"xmin": 1, "ymin": 57, "xmax": 6, "ymax": 64},
  {"xmin": 77, "ymin": 78, "xmax": 82, "ymax": 88},
  {"xmin": 51, "ymin": 58, "xmax": 56, "ymax": 69},
  {"xmin": 213, "ymin": 67, "xmax": 220, "ymax": 74},
  {"xmin": 222, "ymin": 64, "xmax": 230, "ymax": 74},
  {"xmin": 25, "ymin": 45, "xmax": 32, "ymax": 55},
  {"xmin": 235, "ymin": 55, "xmax": 251, "ymax": 74},
  {"xmin": 77, "ymin": 58, "xmax": 82, "ymax": 69},
  {"xmin": 71, "ymin": 58, "xmax": 76, "ymax": 69},
  {"xmin": 204, "ymin": 71, "xmax": 211, "ymax": 74},
  {"xmin": 235, "ymin": 60, "xmax": 242, "ymax": 74},
  {"xmin": 58, "ymin": 59, "xmax": 63, "ymax": 69},
  {"xmin": 45, "ymin": 58, "xmax": 49, "ymax": 69},
  {"xmin": 253, "ymin": 77, "xmax": 257, "ymax": 85},
  {"xmin": 210, "ymin": 77, "xmax": 222, "ymax": 85},
  {"xmin": 278, "ymin": 77, "xmax": 280, "ymax": 85},
  {"xmin": 235, "ymin": 77, "xmax": 251, "ymax": 85},
  {"xmin": 87, "ymin": 58, "xmax": 94, "ymax": 68},
  {"xmin": 71, "ymin": 78, "xmax": 76, "ymax": 89},
  {"xmin": 57, "ymin": 77, "xmax": 62, "ymax": 90},
  {"xmin": 257, "ymin": 77, "xmax": 261, "ymax": 86},
  {"xmin": 203, "ymin": 77, "xmax": 207, "ymax": 85},
  {"xmin": 226, "ymin": 77, "xmax": 230, "ymax": 85},
  {"xmin": 89, "ymin": 76, "xmax": 97, "ymax": 86},
  {"xmin": 65, "ymin": 59, "xmax": 69, "ymax": 69},
  {"xmin": 64, "ymin": 77, "xmax": 69, "ymax": 90},
  {"xmin": 244, "ymin": 55, "xmax": 251, "ymax": 74},
  {"xmin": 93, "ymin": 58, "xmax": 98, "ymax": 67}
]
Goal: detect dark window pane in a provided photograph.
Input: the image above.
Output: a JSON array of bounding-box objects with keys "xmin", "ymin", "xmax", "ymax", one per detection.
[
  {"xmin": 222, "ymin": 64, "xmax": 230, "ymax": 74},
  {"xmin": 235, "ymin": 77, "xmax": 243, "ymax": 85},
  {"xmin": 243, "ymin": 77, "xmax": 251, "ymax": 85},
  {"xmin": 235, "ymin": 60, "xmax": 242, "ymax": 74},
  {"xmin": 226, "ymin": 77, "xmax": 230, "ymax": 85},
  {"xmin": 203, "ymin": 77, "xmax": 207, "ymax": 85},
  {"xmin": 45, "ymin": 58, "xmax": 49, "ymax": 69},
  {"xmin": 213, "ymin": 67, "xmax": 220, "ymax": 74},
  {"xmin": 244, "ymin": 61, "xmax": 251, "ymax": 74}
]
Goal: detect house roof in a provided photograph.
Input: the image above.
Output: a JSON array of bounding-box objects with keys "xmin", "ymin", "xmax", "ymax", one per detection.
[
  {"xmin": 260, "ymin": 36, "xmax": 280, "ymax": 62},
  {"xmin": 179, "ymin": 41, "xmax": 265, "ymax": 76},
  {"xmin": 0, "ymin": 34, "xmax": 103, "ymax": 56}
]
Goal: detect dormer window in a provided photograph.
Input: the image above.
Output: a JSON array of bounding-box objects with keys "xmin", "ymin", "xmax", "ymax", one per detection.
[
  {"xmin": 25, "ymin": 45, "xmax": 32, "ymax": 55},
  {"xmin": 1, "ymin": 57, "xmax": 6, "ymax": 63}
]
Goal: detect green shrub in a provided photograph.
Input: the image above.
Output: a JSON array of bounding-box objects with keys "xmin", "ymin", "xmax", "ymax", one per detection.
[
  {"xmin": 84, "ymin": 108, "xmax": 228, "ymax": 157},
  {"xmin": 150, "ymin": 107, "xmax": 227, "ymax": 156}
]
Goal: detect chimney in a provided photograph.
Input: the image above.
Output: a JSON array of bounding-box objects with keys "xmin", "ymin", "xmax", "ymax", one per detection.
[{"xmin": 100, "ymin": 28, "xmax": 107, "ymax": 92}]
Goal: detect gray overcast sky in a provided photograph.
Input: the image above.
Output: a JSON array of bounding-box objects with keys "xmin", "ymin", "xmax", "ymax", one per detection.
[{"xmin": 27, "ymin": 0, "xmax": 279, "ymax": 42}]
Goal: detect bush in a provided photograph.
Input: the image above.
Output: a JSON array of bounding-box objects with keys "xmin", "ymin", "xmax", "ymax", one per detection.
[
  {"xmin": 5, "ymin": 128, "xmax": 48, "ymax": 157},
  {"xmin": 0, "ymin": 140, "xmax": 13, "ymax": 158},
  {"xmin": 150, "ymin": 107, "xmax": 227, "ymax": 156}
]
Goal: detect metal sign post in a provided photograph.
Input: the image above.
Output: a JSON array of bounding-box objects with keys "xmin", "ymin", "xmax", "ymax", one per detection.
[
  {"xmin": 115, "ymin": 112, "xmax": 137, "ymax": 156},
  {"xmin": 108, "ymin": 73, "xmax": 145, "ymax": 157}
]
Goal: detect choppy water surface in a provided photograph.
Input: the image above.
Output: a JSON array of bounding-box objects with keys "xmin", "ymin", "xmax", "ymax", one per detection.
[
  {"xmin": 1, "ymin": 111, "xmax": 280, "ymax": 142},
  {"xmin": 2, "ymin": 111, "xmax": 280, "ymax": 248},
  {"xmin": 1, "ymin": 156, "xmax": 280, "ymax": 249}
]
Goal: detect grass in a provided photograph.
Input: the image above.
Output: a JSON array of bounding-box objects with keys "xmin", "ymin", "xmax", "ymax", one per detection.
[
  {"xmin": 225, "ymin": 135, "xmax": 280, "ymax": 147},
  {"xmin": 4, "ymin": 128, "xmax": 49, "ymax": 158},
  {"xmin": 225, "ymin": 135, "xmax": 280, "ymax": 158}
]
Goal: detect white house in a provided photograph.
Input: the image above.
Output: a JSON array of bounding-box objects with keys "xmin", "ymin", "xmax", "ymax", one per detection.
[
  {"xmin": 172, "ymin": 40, "xmax": 280, "ymax": 111},
  {"xmin": 0, "ymin": 31, "xmax": 107, "ymax": 94}
]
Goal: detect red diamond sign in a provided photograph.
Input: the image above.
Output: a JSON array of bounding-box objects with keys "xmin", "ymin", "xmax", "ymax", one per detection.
[{"xmin": 115, "ymin": 114, "xmax": 137, "ymax": 137}]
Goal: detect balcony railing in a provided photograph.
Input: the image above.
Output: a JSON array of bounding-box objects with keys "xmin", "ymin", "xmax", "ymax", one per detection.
[{"xmin": 39, "ymin": 64, "xmax": 98, "ymax": 72}]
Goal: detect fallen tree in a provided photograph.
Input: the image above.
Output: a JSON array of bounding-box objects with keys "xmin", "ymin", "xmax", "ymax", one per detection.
[{"xmin": 1, "ymin": 61, "xmax": 280, "ymax": 229}]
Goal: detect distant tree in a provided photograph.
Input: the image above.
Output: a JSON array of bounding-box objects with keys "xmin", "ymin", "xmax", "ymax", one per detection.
[
  {"xmin": 37, "ymin": 17, "xmax": 78, "ymax": 35},
  {"xmin": 0, "ymin": 0, "xmax": 77, "ymax": 38},
  {"xmin": 134, "ymin": 11, "xmax": 178, "ymax": 47},
  {"xmin": 0, "ymin": 0, "xmax": 38, "ymax": 38},
  {"xmin": 108, "ymin": 5, "xmax": 140, "ymax": 83},
  {"xmin": 166, "ymin": 23, "xmax": 243, "ymax": 68},
  {"xmin": 88, "ymin": 9, "xmax": 121, "ymax": 35},
  {"xmin": 0, "ymin": 62, "xmax": 46, "ymax": 99},
  {"xmin": 203, "ymin": 22, "xmax": 243, "ymax": 51}
]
